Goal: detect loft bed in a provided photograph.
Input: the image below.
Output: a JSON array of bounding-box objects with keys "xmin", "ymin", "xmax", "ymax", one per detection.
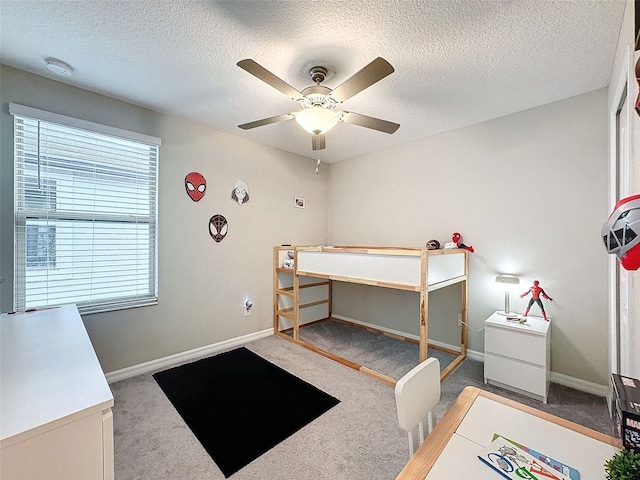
[{"xmin": 273, "ymin": 245, "xmax": 469, "ymax": 386}]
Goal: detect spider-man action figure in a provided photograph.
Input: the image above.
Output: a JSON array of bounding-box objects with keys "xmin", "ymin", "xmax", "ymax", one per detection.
[
  {"xmin": 520, "ymin": 280, "xmax": 553, "ymax": 321},
  {"xmin": 444, "ymin": 232, "xmax": 474, "ymax": 252}
]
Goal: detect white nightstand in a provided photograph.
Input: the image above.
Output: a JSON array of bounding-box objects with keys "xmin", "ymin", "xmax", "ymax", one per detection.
[{"xmin": 483, "ymin": 311, "xmax": 550, "ymax": 403}]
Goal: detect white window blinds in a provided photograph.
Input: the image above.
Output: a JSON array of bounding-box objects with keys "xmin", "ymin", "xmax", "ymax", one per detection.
[{"xmin": 11, "ymin": 103, "xmax": 160, "ymax": 315}]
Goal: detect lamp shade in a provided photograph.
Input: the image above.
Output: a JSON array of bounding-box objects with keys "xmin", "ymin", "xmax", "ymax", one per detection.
[
  {"xmin": 495, "ymin": 274, "xmax": 520, "ymax": 285},
  {"xmin": 295, "ymin": 106, "xmax": 339, "ymax": 134}
]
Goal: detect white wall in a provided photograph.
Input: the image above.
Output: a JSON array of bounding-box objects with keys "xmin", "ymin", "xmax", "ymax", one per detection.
[
  {"xmin": 607, "ymin": 0, "xmax": 639, "ymax": 379},
  {"xmin": 634, "ymin": 46, "xmax": 640, "ymax": 378},
  {"xmin": 0, "ymin": 65, "xmax": 328, "ymax": 372},
  {"xmin": 328, "ymin": 89, "xmax": 610, "ymax": 386},
  {"xmin": 0, "ymin": 64, "xmax": 618, "ymax": 388}
]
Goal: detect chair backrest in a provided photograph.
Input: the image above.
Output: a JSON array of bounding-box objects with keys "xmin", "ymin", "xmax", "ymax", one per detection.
[{"xmin": 394, "ymin": 357, "xmax": 441, "ymax": 456}]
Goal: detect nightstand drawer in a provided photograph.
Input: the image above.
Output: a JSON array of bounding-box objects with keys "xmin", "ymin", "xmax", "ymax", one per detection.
[
  {"xmin": 485, "ymin": 326, "xmax": 547, "ymax": 366},
  {"xmin": 485, "ymin": 352, "xmax": 548, "ymax": 397}
]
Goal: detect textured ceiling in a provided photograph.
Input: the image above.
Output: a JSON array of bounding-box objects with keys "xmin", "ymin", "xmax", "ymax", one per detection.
[{"xmin": 0, "ymin": 1, "xmax": 626, "ymax": 163}]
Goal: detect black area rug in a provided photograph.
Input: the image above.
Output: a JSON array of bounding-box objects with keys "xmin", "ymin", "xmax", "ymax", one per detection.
[{"xmin": 153, "ymin": 347, "xmax": 340, "ymax": 477}]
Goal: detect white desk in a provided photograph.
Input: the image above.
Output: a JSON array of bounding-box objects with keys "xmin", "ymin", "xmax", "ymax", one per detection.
[
  {"xmin": 0, "ymin": 304, "xmax": 114, "ymax": 480},
  {"xmin": 396, "ymin": 387, "xmax": 620, "ymax": 480}
]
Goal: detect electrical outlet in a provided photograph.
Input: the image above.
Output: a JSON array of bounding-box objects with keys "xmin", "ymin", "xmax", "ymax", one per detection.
[{"xmin": 243, "ymin": 299, "xmax": 253, "ymax": 317}]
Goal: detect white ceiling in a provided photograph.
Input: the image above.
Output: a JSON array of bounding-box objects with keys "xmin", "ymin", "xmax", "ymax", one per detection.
[{"xmin": 0, "ymin": 1, "xmax": 626, "ymax": 163}]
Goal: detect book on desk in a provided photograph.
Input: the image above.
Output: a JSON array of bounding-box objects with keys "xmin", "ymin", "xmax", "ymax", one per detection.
[{"xmin": 477, "ymin": 434, "xmax": 579, "ymax": 480}]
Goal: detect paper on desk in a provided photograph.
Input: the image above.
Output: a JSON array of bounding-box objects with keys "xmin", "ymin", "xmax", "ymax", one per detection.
[{"xmin": 478, "ymin": 435, "xmax": 573, "ymax": 480}]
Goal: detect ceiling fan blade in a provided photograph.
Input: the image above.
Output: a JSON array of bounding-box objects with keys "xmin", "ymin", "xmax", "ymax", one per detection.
[
  {"xmin": 340, "ymin": 111, "xmax": 400, "ymax": 134},
  {"xmin": 330, "ymin": 57, "xmax": 395, "ymax": 103},
  {"xmin": 238, "ymin": 113, "xmax": 294, "ymax": 130},
  {"xmin": 312, "ymin": 134, "xmax": 326, "ymax": 151},
  {"xmin": 237, "ymin": 59, "xmax": 302, "ymax": 100}
]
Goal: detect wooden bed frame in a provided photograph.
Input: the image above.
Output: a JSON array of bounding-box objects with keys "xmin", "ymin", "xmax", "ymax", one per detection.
[{"xmin": 273, "ymin": 245, "xmax": 469, "ymax": 386}]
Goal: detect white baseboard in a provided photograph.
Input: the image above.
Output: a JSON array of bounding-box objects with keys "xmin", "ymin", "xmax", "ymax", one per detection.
[
  {"xmin": 465, "ymin": 349, "xmax": 484, "ymax": 362},
  {"xmin": 105, "ymin": 328, "xmax": 273, "ymax": 383},
  {"xmin": 549, "ymin": 371, "xmax": 609, "ymax": 398},
  {"xmin": 107, "ymin": 320, "xmax": 609, "ymax": 398},
  {"xmin": 331, "ymin": 314, "xmax": 420, "ymax": 341},
  {"xmin": 332, "ymin": 313, "xmax": 486, "ymax": 359}
]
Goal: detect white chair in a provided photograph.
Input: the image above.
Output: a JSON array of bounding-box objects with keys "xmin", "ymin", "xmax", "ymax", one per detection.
[{"xmin": 394, "ymin": 357, "xmax": 441, "ymax": 457}]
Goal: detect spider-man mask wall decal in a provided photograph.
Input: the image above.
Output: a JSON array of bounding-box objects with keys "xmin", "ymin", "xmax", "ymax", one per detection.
[
  {"xmin": 209, "ymin": 214, "xmax": 228, "ymax": 242},
  {"xmin": 231, "ymin": 179, "xmax": 250, "ymax": 206},
  {"xmin": 185, "ymin": 172, "xmax": 206, "ymax": 202}
]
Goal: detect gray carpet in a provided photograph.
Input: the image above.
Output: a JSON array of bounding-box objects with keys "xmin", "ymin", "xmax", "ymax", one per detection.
[
  {"xmin": 112, "ymin": 335, "xmax": 408, "ymax": 480},
  {"xmin": 297, "ymin": 319, "xmax": 457, "ymax": 380},
  {"xmin": 438, "ymin": 354, "xmax": 613, "ymax": 436},
  {"xmin": 301, "ymin": 319, "xmax": 612, "ymax": 435},
  {"xmin": 111, "ymin": 334, "xmax": 612, "ymax": 480}
]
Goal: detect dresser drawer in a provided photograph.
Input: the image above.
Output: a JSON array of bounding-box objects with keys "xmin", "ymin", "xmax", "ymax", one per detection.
[
  {"xmin": 485, "ymin": 325, "xmax": 547, "ymax": 366},
  {"xmin": 484, "ymin": 353, "xmax": 548, "ymax": 398}
]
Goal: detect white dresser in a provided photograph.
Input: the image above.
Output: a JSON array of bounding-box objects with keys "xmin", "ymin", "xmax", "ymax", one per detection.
[
  {"xmin": 0, "ymin": 304, "xmax": 114, "ymax": 480},
  {"xmin": 483, "ymin": 311, "xmax": 550, "ymax": 403}
]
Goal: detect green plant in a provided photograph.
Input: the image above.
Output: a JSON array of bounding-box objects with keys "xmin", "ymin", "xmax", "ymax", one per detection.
[{"xmin": 604, "ymin": 448, "xmax": 640, "ymax": 480}]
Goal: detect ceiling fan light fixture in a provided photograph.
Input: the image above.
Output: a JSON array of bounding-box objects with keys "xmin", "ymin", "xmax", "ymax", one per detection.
[{"xmin": 295, "ymin": 106, "xmax": 339, "ymax": 135}]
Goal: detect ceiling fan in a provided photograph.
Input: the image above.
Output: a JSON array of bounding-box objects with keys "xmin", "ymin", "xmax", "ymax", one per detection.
[{"xmin": 236, "ymin": 57, "xmax": 400, "ymax": 151}]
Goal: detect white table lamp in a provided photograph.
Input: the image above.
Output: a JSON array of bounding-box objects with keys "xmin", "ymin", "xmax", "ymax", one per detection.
[{"xmin": 495, "ymin": 274, "xmax": 520, "ymax": 315}]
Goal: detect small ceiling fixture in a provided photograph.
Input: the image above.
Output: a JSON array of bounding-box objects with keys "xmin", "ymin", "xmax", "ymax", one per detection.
[{"xmin": 45, "ymin": 58, "xmax": 74, "ymax": 77}]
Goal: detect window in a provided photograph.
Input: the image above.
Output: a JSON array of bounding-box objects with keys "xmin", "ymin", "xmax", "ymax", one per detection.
[
  {"xmin": 25, "ymin": 178, "xmax": 57, "ymax": 268},
  {"xmin": 11, "ymin": 104, "xmax": 160, "ymax": 315}
]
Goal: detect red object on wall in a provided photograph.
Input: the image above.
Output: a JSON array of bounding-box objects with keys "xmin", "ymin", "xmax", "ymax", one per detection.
[
  {"xmin": 185, "ymin": 172, "xmax": 206, "ymax": 202},
  {"xmin": 602, "ymin": 194, "xmax": 640, "ymax": 270}
]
